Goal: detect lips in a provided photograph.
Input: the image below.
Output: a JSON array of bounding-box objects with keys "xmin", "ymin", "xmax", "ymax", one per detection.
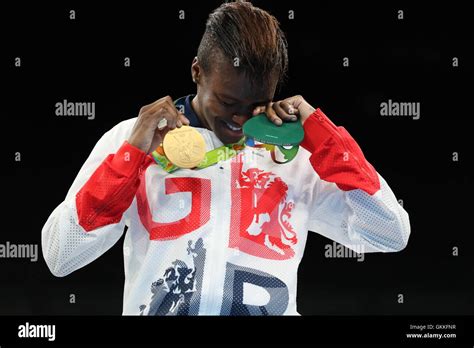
[
  {"xmin": 222, "ymin": 119, "xmax": 242, "ymax": 131},
  {"xmin": 220, "ymin": 119, "xmax": 244, "ymax": 140}
]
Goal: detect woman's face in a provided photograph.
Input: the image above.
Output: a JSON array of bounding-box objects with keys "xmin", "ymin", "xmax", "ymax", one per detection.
[{"xmin": 191, "ymin": 57, "xmax": 278, "ymax": 145}]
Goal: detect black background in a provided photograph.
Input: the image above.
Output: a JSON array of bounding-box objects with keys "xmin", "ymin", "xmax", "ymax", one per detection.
[{"xmin": 1, "ymin": 1, "xmax": 472, "ymax": 316}]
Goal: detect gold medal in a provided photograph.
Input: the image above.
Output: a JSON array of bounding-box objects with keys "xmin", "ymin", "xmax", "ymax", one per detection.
[{"xmin": 162, "ymin": 126, "xmax": 207, "ymax": 169}]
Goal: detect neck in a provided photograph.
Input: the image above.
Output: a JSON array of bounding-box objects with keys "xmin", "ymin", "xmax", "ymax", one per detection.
[{"xmin": 191, "ymin": 95, "xmax": 211, "ymax": 130}]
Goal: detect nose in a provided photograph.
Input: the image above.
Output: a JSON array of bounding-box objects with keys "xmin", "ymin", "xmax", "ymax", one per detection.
[
  {"xmin": 232, "ymin": 105, "xmax": 263, "ymax": 126},
  {"xmin": 232, "ymin": 114, "xmax": 250, "ymax": 127}
]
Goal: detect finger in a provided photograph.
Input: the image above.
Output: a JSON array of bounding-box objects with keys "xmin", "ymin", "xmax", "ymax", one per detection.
[
  {"xmin": 148, "ymin": 106, "xmax": 168, "ymax": 128},
  {"xmin": 150, "ymin": 103, "xmax": 177, "ymax": 130},
  {"xmin": 279, "ymin": 101, "xmax": 299, "ymax": 118},
  {"xmin": 179, "ymin": 113, "xmax": 190, "ymax": 125},
  {"xmin": 147, "ymin": 96, "xmax": 175, "ymax": 117},
  {"xmin": 158, "ymin": 98, "xmax": 181, "ymax": 130},
  {"xmin": 273, "ymin": 101, "xmax": 297, "ymax": 122},
  {"xmin": 144, "ymin": 95, "xmax": 173, "ymax": 113},
  {"xmin": 265, "ymin": 102, "xmax": 282, "ymax": 126},
  {"xmin": 163, "ymin": 98, "xmax": 188, "ymax": 129},
  {"xmin": 164, "ymin": 109, "xmax": 177, "ymax": 130}
]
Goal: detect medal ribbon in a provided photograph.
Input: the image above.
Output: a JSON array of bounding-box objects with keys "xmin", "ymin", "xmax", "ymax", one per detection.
[
  {"xmin": 151, "ymin": 99, "xmax": 299, "ymax": 172},
  {"xmin": 152, "ymin": 135, "xmax": 299, "ymax": 172},
  {"xmin": 152, "ymin": 137, "xmax": 246, "ymax": 173}
]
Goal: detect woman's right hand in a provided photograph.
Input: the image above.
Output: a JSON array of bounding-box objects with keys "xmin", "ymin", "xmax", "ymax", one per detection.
[{"xmin": 128, "ymin": 96, "xmax": 190, "ymax": 153}]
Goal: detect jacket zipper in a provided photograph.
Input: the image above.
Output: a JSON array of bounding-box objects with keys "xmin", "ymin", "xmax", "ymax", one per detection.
[{"xmin": 204, "ymin": 161, "xmax": 228, "ymax": 314}]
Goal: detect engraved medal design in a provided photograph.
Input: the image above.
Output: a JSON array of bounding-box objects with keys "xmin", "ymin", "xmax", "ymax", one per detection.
[{"xmin": 162, "ymin": 126, "xmax": 207, "ymax": 169}]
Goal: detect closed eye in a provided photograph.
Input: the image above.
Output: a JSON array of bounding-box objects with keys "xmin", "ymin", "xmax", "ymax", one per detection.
[
  {"xmin": 216, "ymin": 94, "xmax": 237, "ymax": 107},
  {"xmin": 220, "ymin": 100, "xmax": 235, "ymax": 107}
]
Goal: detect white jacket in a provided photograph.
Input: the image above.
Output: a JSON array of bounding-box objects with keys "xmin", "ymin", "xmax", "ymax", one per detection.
[{"xmin": 41, "ymin": 100, "xmax": 410, "ymax": 315}]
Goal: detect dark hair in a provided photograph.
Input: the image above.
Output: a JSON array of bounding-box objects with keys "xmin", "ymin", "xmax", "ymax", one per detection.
[{"xmin": 197, "ymin": 0, "xmax": 288, "ymax": 88}]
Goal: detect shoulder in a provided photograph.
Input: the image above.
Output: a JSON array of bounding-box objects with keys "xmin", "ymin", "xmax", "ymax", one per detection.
[
  {"xmin": 104, "ymin": 117, "xmax": 138, "ymax": 141},
  {"xmin": 95, "ymin": 117, "xmax": 138, "ymax": 149}
]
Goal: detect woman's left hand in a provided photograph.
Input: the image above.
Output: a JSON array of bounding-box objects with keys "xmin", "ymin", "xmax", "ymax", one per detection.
[{"xmin": 254, "ymin": 95, "xmax": 316, "ymax": 126}]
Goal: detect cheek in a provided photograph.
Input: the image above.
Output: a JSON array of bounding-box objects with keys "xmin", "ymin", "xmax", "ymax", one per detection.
[
  {"xmin": 199, "ymin": 91, "xmax": 233, "ymax": 120},
  {"xmin": 199, "ymin": 99, "xmax": 226, "ymax": 131},
  {"xmin": 205, "ymin": 101, "xmax": 230, "ymax": 120}
]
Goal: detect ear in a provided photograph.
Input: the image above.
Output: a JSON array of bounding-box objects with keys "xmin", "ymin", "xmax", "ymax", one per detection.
[{"xmin": 191, "ymin": 57, "xmax": 201, "ymax": 84}]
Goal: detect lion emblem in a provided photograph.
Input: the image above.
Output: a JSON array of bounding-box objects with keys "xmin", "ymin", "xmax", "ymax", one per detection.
[{"xmin": 230, "ymin": 155, "xmax": 297, "ymax": 260}]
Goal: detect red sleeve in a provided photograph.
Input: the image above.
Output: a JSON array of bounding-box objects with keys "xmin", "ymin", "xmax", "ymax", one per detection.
[
  {"xmin": 76, "ymin": 141, "xmax": 154, "ymax": 232},
  {"xmin": 300, "ymin": 108, "xmax": 380, "ymax": 195}
]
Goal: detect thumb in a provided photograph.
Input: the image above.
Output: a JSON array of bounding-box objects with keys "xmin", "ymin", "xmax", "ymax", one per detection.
[
  {"xmin": 179, "ymin": 113, "xmax": 190, "ymax": 125},
  {"xmin": 252, "ymin": 105, "xmax": 266, "ymax": 116}
]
